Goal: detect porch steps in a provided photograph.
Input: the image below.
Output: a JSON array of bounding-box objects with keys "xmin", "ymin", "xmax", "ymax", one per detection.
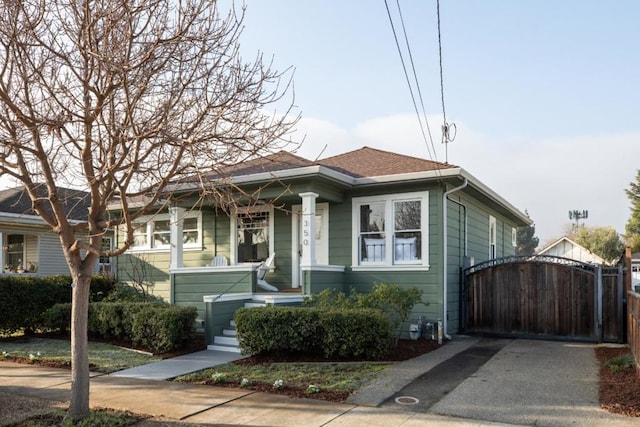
[{"xmin": 207, "ymin": 300, "xmax": 267, "ymax": 353}]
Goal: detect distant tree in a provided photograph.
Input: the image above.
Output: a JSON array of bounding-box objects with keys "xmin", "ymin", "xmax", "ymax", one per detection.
[
  {"xmin": 516, "ymin": 210, "xmax": 539, "ymax": 255},
  {"xmin": 568, "ymin": 226, "xmax": 624, "ymax": 264},
  {"xmin": 625, "ymin": 170, "xmax": 640, "ymax": 252},
  {"xmin": 0, "ymin": 0, "xmax": 296, "ymax": 421}
]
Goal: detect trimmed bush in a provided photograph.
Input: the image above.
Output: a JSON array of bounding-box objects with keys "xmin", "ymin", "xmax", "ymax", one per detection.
[
  {"xmin": 0, "ymin": 274, "xmax": 117, "ymax": 335},
  {"xmin": 320, "ymin": 308, "xmax": 393, "ymax": 359},
  {"xmin": 234, "ymin": 306, "xmax": 393, "ymax": 360},
  {"xmin": 234, "ymin": 306, "xmax": 322, "ymax": 355},
  {"xmin": 43, "ymin": 302, "xmax": 197, "ymax": 353}
]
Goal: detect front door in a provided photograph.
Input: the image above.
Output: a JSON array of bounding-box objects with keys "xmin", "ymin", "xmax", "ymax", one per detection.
[{"xmin": 292, "ymin": 203, "xmax": 329, "ymax": 288}]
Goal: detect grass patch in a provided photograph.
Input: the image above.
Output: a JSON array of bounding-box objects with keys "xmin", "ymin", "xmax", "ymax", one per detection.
[
  {"xmin": 175, "ymin": 361, "xmax": 390, "ymax": 392},
  {"xmin": 0, "ymin": 337, "xmax": 161, "ymax": 373},
  {"xmin": 607, "ymin": 353, "xmax": 635, "ymax": 373},
  {"xmin": 4, "ymin": 408, "xmax": 142, "ymax": 427}
]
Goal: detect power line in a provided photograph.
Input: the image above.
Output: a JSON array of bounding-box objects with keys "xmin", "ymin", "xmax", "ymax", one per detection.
[
  {"xmin": 394, "ymin": 0, "xmax": 439, "ymax": 163},
  {"xmin": 436, "ymin": 0, "xmax": 456, "ymax": 163},
  {"xmin": 383, "ymin": 0, "xmax": 436, "ymax": 162}
]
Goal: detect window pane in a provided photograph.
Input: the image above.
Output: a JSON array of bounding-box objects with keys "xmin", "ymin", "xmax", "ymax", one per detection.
[
  {"xmin": 394, "ymin": 232, "xmax": 421, "ymax": 261},
  {"xmin": 237, "ymin": 212, "xmax": 269, "ymax": 262},
  {"xmin": 6, "ymin": 234, "xmax": 24, "ymax": 269},
  {"xmin": 183, "ymin": 217, "xmax": 199, "ymax": 244},
  {"xmin": 183, "ymin": 217, "xmax": 198, "ymax": 230},
  {"xmin": 360, "ymin": 203, "xmax": 385, "ymax": 233},
  {"xmin": 153, "ymin": 220, "xmax": 171, "ymax": 246},
  {"xmin": 395, "ymin": 201, "xmax": 420, "ymax": 230}
]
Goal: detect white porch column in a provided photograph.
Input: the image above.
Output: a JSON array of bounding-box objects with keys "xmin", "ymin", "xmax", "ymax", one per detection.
[
  {"xmin": 0, "ymin": 232, "xmax": 4, "ymax": 272},
  {"xmin": 169, "ymin": 207, "xmax": 185, "ymax": 269},
  {"xmin": 299, "ymin": 192, "xmax": 318, "ymax": 267}
]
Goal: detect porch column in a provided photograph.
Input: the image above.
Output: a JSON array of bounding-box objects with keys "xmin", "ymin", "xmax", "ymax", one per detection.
[
  {"xmin": 169, "ymin": 207, "xmax": 185, "ymax": 269},
  {"xmin": 0, "ymin": 231, "xmax": 4, "ymax": 272},
  {"xmin": 299, "ymin": 192, "xmax": 318, "ymax": 267}
]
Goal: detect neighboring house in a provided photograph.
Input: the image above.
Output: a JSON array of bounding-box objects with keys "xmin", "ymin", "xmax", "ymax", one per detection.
[
  {"xmin": 538, "ymin": 236, "xmax": 605, "ymax": 265},
  {"xmin": 114, "ymin": 146, "xmax": 530, "ymax": 344},
  {"xmin": 0, "ymin": 186, "xmax": 113, "ymax": 276}
]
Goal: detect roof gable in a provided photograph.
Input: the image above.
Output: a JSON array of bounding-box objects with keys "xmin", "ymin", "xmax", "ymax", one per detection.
[{"xmin": 538, "ymin": 236, "xmax": 605, "ymax": 264}]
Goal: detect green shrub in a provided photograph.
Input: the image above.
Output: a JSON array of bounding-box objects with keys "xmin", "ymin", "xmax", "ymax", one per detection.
[
  {"xmin": 0, "ymin": 274, "xmax": 117, "ymax": 335},
  {"xmin": 235, "ymin": 306, "xmax": 393, "ymax": 360},
  {"xmin": 103, "ymin": 282, "xmax": 166, "ymax": 303},
  {"xmin": 304, "ymin": 283, "xmax": 424, "ymax": 338},
  {"xmin": 43, "ymin": 302, "xmax": 197, "ymax": 353},
  {"xmin": 320, "ymin": 308, "xmax": 393, "ymax": 359}
]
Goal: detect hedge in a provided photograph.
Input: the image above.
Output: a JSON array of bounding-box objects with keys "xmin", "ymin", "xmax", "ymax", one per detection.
[
  {"xmin": 0, "ymin": 275, "xmax": 116, "ymax": 335},
  {"xmin": 234, "ymin": 306, "xmax": 394, "ymax": 360},
  {"xmin": 43, "ymin": 302, "xmax": 197, "ymax": 353}
]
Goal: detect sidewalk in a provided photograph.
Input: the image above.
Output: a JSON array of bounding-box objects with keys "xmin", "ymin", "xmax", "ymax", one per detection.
[{"xmin": 0, "ymin": 361, "xmax": 518, "ymax": 426}]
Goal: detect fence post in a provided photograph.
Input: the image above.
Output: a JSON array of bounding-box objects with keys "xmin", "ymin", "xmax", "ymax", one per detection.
[
  {"xmin": 596, "ymin": 264, "xmax": 603, "ymax": 342},
  {"xmin": 618, "ymin": 264, "xmax": 625, "ymax": 343}
]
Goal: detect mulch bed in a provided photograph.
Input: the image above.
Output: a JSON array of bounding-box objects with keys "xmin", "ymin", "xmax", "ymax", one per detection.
[{"xmin": 595, "ymin": 346, "xmax": 640, "ymax": 417}]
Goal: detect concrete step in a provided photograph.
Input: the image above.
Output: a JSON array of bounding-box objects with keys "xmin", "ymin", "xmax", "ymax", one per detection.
[
  {"xmin": 207, "ymin": 343, "xmax": 242, "ymax": 353},
  {"xmin": 222, "ymin": 328, "xmax": 237, "ymax": 337},
  {"xmin": 230, "ymin": 320, "xmax": 236, "ymax": 328},
  {"xmin": 244, "ymin": 301, "xmax": 266, "ymax": 308},
  {"xmin": 214, "ymin": 335, "xmax": 238, "ymax": 347}
]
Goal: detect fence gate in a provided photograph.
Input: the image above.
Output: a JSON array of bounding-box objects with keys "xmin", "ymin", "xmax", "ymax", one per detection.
[{"xmin": 462, "ymin": 255, "xmax": 624, "ymax": 343}]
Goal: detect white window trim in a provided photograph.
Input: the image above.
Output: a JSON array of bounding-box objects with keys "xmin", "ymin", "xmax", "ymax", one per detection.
[
  {"xmin": 511, "ymin": 227, "xmax": 517, "ymax": 247},
  {"xmin": 351, "ymin": 191, "xmax": 429, "ymax": 270},
  {"xmin": 128, "ymin": 211, "xmax": 202, "ymax": 252},
  {"xmin": 230, "ymin": 206, "xmax": 274, "ymax": 265},
  {"xmin": 489, "ymin": 215, "xmax": 497, "ymax": 258}
]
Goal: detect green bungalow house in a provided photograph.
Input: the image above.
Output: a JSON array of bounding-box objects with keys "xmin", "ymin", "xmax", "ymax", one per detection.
[{"xmin": 114, "ymin": 147, "xmax": 530, "ymax": 350}]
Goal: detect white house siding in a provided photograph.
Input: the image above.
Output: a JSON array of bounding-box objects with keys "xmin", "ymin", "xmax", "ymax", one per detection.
[
  {"xmin": 539, "ymin": 239, "xmax": 604, "ymax": 264},
  {"xmin": 37, "ymin": 233, "xmax": 71, "ymax": 275}
]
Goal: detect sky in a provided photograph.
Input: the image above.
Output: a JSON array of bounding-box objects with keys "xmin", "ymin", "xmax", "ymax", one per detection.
[{"xmin": 229, "ymin": 0, "xmax": 640, "ymax": 245}]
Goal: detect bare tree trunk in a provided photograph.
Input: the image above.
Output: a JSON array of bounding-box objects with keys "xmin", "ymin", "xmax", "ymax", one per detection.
[{"xmin": 67, "ymin": 275, "xmax": 91, "ymax": 420}]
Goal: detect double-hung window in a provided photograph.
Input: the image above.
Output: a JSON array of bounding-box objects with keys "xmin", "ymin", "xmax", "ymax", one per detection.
[
  {"xmin": 129, "ymin": 212, "xmax": 202, "ymax": 251},
  {"xmin": 353, "ymin": 192, "xmax": 429, "ymax": 268}
]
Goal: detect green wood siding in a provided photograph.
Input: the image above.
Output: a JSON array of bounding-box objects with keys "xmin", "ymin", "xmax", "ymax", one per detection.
[
  {"xmin": 303, "ymin": 269, "xmax": 345, "ymax": 295},
  {"xmin": 173, "ymin": 271, "xmax": 253, "ymax": 323}
]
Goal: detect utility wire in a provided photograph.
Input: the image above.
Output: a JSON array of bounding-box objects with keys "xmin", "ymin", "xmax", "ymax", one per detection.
[
  {"xmin": 436, "ymin": 0, "xmax": 456, "ymax": 163},
  {"xmin": 383, "ymin": 0, "xmax": 436, "ymax": 162},
  {"xmin": 394, "ymin": 0, "xmax": 439, "ymax": 163}
]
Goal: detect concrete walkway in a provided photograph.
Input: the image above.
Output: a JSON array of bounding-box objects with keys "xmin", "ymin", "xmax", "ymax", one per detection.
[{"xmin": 111, "ymin": 350, "xmax": 244, "ymax": 380}]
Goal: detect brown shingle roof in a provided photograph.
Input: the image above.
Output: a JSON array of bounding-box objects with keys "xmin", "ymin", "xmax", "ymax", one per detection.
[
  {"xmin": 219, "ymin": 151, "xmax": 314, "ymax": 177},
  {"xmin": 317, "ymin": 146, "xmax": 455, "ymax": 178}
]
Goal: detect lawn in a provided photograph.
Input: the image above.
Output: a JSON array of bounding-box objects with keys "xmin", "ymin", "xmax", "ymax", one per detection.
[
  {"xmin": 174, "ymin": 361, "xmax": 390, "ymax": 400},
  {"xmin": 0, "ymin": 336, "xmax": 161, "ymax": 373}
]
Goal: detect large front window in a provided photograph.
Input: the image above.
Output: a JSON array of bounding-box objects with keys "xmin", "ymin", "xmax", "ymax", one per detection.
[
  {"xmin": 353, "ymin": 192, "xmax": 429, "ymax": 268},
  {"xmin": 129, "ymin": 212, "xmax": 202, "ymax": 251},
  {"xmin": 236, "ymin": 211, "xmax": 270, "ymax": 263}
]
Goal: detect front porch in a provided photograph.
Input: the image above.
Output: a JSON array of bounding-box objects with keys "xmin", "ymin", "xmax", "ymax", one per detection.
[{"xmin": 170, "ymin": 263, "xmax": 346, "ymax": 347}]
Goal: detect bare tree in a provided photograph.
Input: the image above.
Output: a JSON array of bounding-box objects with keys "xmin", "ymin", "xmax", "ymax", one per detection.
[{"xmin": 0, "ymin": 0, "xmax": 297, "ymax": 420}]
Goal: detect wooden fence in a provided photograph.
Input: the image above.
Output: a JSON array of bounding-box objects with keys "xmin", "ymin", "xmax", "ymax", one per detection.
[
  {"xmin": 628, "ymin": 291, "xmax": 640, "ymax": 373},
  {"xmin": 463, "ymin": 255, "xmax": 624, "ymax": 343}
]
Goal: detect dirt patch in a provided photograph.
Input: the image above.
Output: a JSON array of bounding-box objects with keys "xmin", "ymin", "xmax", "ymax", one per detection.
[{"xmin": 596, "ymin": 346, "xmax": 640, "ymax": 417}]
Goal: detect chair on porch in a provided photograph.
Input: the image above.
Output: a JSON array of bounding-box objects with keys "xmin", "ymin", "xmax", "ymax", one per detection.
[
  {"xmin": 210, "ymin": 255, "xmax": 228, "ymax": 267},
  {"xmin": 256, "ymin": 252, "xmax": 278, "ymax": 292}
]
